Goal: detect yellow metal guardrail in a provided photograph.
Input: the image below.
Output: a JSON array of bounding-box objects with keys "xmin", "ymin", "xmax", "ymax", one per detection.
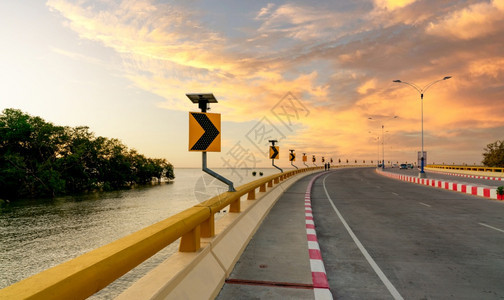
[
  {"xmin": 0, "ymin": 167, "xmax": 321, "ymax": 300},
  {"xmin": 427, "ymin": 164, "xmax": 504, "ymax": 173}
]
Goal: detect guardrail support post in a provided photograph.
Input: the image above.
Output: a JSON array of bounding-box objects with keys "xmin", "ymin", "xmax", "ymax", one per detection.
[
  {"xmin": 230, "ymin": 198, "xmax": 241, "ymax": 212},
  {"xmin": 268, "ymin": 180, "xmax": 273, "ymax": 187},
  {"xmin": 274, "ymin": 177, "xmax": 280, "ymax": 184},
  {"xmin": 200, "ymin": 214, "xmax": 214, "ymax": 238},
  {"xmin": 247, "ymin": 188, "xmax": 256, "ymax": 200},
  {"xmin": 179, "ymin": 225, "xmax": 201, "ymax": 252},
  {"xmin": 260, "ymin": 183, "xmax": 266, "ymax": 192}
]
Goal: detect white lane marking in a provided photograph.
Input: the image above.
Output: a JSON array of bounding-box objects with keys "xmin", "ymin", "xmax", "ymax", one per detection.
[
  {"xmin": 419, "ymin": 202, "xmax": 431, "ymax": 208},
  {"xmin": 479, "ymin": 223, "xmax": 504, "ymax": 233},
  {"xmin": 322, "ymin": 175, "xmax": 404, "ymax": 300},
  {"xmin": 392, "ymin": 192, "xmax": 399, "ymax": 196}
]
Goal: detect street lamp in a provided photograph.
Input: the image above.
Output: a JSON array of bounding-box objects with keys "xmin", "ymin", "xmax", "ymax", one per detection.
[
  {"xmin": 368, "ymin": 116, "xmax": 397, "ymax": 170},
  {"xmin": 368, "ymin": 133, "xmax": 380, "ymax": 168},
  {"xmin": 393, "ymin": 76, "xmax": 451, "ymax": 178}
]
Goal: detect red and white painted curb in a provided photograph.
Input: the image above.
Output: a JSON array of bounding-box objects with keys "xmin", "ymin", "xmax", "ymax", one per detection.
[
  {"xmin": 377, "ymin": 169, "xmax": 503, "ymax": 200},
  {"xmin": 305, "ymin": 172, "xmax": 333, "ymax": 299}
]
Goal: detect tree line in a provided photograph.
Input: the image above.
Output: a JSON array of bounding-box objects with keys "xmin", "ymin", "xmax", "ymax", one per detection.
[
  {"xmin": 482, "ymin": 140, "xmax": 504, "ymax": 168},
  {"xmin": 0, "ymin": 109, "xmax": 174, "ymax": 200}
]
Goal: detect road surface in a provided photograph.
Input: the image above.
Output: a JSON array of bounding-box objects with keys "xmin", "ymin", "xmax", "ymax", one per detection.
[{"xmin": 312, "ymin": 167, "xmax": 504, "ymax": 299}]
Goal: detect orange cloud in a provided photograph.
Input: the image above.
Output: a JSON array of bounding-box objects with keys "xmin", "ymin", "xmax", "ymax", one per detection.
[
  {"xmin": 255, "ymin": 3, "xmax": 348, "ymax": 41},
  {"xmin": 47, "ymin": 0, "xmax": 331, "ymax": 121},
  {"xmin": 426, "ymin": 0, "xmax": 504, "ymax": 40},
  {"xmin": 357, "ymin": 78, "xmax": 378, "ymax": 95},
  {"xmin": 467, "ymin": 57, "xmax": 504, "ymax": 79},
  {"xmin": 374, "ymin": 0, "xmax": 417, "ymax": 11},
  {"xmin": 45, "ymin": 0, "xmax": 504, "ymax": 166}
]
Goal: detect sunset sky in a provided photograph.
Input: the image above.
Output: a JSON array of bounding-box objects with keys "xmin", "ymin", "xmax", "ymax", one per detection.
[{"xmin": 1, "ymin": 0, "xmax": 503, "ymax": 168}]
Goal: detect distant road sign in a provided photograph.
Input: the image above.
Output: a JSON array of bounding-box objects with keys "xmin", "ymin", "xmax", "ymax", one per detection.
[
  {"xmin": 289, "ymin": 152, "xmax": 296, "ymax": 162},
  {"xmin": 312, "ymin": 155, "xmax": 316, "ymax": 163},
  {"xmin": 270, "ymin": 146, "xmax": 280, "ymax": 159},
  {"xmin": 303, "ymin": 155, "xmax": 307, "ymax": 162},
  {"xmin": 189, "ymin": 112, "xmax": 221, "ymax": 152},
  {"xmin": 322, "ymin": 157, "xmax": 325, "ymax": 163}
]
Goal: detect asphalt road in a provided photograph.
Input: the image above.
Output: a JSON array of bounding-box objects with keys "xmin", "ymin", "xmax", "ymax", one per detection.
[{"xmin": 311, "ymin": 167, "xmax": 504, "ymax": 299}]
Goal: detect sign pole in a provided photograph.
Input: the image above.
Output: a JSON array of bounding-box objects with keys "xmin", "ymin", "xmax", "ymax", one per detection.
[
  {"xmin": 289, "ymin": 149, "xmax": 298, "ymax": 169},
  {"xmin": 269, "ymin": 140, "xmax": 283, "ymax": 173},
  {"xmin": 187, "ymin": 93, "xmax": 235, "ymax": 192},
  {"xmin": 202, "ymin": 152, "xmax": 235, "ymax": 192}
]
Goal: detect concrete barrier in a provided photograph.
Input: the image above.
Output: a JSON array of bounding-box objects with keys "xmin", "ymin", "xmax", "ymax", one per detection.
[
  {"xmin": 377, "ymin": 169, "xmax": 500, "ymax": 200},
  {"xmin": 425, "ymin": 167, "xmax": 504, "ymax": 180},
  {"xmin": 426, "ymin": 165, "xmax": 504, "ymax": 176},
  {"xmin": 116, "ymin": 170, "xmax": 321, "ymax": 300}
]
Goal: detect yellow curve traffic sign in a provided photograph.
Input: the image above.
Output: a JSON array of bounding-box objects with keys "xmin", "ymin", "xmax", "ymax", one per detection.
[
  {"xmin": 289, "ymin": 152, "xmax": 296, "ymax": 162},
  {"xmin": 189, "ymin": 112, "xmax": 221, "ymax": 152},
  {"xmin": 269, "ymin": 146, "xmax": 279, "ymax": 159}
]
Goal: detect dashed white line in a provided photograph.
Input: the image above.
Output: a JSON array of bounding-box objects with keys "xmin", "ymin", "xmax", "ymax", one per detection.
[
  {"xmin": 391, "ymin": 192, "xmax": 399, "ymax": 196},
  {"xmin": 322, "ymin": 175, "xmax": 404, "ymax": 300},
  {"xmin": 419, "ymin": 202, "xmax": 431, "ymax": 208},
  {"xmin": 479, "ymin": 223, "xmax": 504, "ymax": 233}
]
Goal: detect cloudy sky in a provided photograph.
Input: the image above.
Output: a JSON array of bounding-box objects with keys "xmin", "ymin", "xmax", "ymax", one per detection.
[{"xmin": 1, "ymin": 0, "xmax": 503, "ymax": 168}]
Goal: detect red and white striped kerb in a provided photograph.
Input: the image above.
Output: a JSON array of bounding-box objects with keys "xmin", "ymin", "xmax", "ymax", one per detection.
[
  {"xmin": 376, "ymin": 169, "xmax": 501, "ymax": 200},
  {"xmin": 428, "ymin": 169, "xmax": 504, "ymax": 181}
]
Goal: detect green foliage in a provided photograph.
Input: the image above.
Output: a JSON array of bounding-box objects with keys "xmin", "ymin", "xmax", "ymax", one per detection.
[
  {"xmin": 482, "ymin": 140, "xmax": 504, "ymax": 167},
  {"xmin": 497, "ymin": 186, "xmax": 504, "ymax": 196},
  {"xmin": 0, "ymin": 109, "xmax": 174, "ymax": 200}
]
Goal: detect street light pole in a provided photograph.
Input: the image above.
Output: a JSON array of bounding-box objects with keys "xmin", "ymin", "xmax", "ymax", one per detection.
[
  {"xmin": 393, "ymin": 76, "xmax": 451, "ymax": 178},
  {"xmin": 368, "ymin": 116, "xmax": 397, "ymax": 170},
  {"xmin": 370, "ymin": 135, "xmax": 380, "ymax": 168},
  {"xmin": 382, "ymin": 125, "xmax": 385, "ymax": 169}
]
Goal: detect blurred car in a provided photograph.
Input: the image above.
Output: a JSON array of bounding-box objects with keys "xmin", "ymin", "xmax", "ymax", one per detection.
[
  {"xmin": 407, "ymin": 164, "xmax": 413, "ymax": 169},
  {"xmin": 399, "ymin": 164, "xmax": 408, "ymax": 169}
]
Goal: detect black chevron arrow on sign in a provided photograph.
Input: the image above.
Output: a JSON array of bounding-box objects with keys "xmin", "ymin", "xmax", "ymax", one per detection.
[
  {"xmin": 191, "ymin": 113, "xmax": 220, "ymax": 151},
  {"xmin": 289, "ymin": 153, "xmax": 295, "ymax": 161},
  {"xmin": 270, "ymin": 146, "xmax": 279, "ymax": 159}
]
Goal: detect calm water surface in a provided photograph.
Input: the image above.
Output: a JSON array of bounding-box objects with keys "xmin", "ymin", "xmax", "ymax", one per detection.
[{"xmin": 0, "ymin": 168, "xmax": 281, "ymax": 298}]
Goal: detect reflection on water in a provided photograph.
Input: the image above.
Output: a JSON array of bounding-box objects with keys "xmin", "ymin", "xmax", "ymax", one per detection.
[{"xmin": 0, "ymin": 168, "xmax": 281, "ymax": 298}]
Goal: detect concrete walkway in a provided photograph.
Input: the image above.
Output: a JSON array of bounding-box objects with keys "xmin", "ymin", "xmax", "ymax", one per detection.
[{"xmin": 216, "ymin": 173, "xmax": 320, "ymax": 299}]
